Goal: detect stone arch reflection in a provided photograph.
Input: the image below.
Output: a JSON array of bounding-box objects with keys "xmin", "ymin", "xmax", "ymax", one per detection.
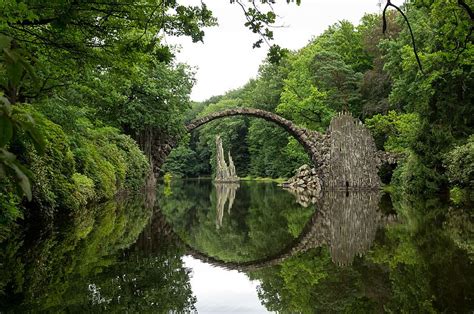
[{"xmin": 156, "ymin": 186, "xmax": 396, "ymax": 271}]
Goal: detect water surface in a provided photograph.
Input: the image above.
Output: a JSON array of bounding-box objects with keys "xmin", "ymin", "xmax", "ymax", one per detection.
[{"xmin": 0, "ymin": 180, "xmax": 472, "ymax": 313}]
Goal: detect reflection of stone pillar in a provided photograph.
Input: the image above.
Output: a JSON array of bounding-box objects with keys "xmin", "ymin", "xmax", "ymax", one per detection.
[
  {"xmin": 214, "ymin": 183, "xmax": 240, "ymax": 229},
  {"xmin": 318, "ymin": 191, "xmax": 383, "ymax": 266}
]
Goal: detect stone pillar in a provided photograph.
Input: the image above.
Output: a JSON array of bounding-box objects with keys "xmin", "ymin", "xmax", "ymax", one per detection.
[
  {"xmin": 215, "ymin": 135, "xmax": 239, "ymax": 183},
  {"xmin": 323, "ymin": 113, "xmax": 382, "ymax": 190},
  {"xmin": 215, "ymin": 135, "xmax": 230, "ymax": 182}
]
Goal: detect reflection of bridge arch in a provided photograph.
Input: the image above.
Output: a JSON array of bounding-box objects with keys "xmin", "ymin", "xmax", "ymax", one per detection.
[
  {"xmin": 145, "ymin": 191, "xmax": 396, "ymax": 272},
  {"xmin": 184, "ymin": 206, "xmax": 327, "ymax": 272},
  {"xmin": 186, "ymin": 108, "xmax": 326, "ymax": 167}
]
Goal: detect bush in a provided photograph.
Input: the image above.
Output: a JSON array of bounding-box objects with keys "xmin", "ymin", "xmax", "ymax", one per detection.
[
  {"xmin": 72, "ymin": 173, "xmax": 96, "ymax": 206},
  {"xmin": 72, "ymin": 123, "xmax": 149, "ymax": 198},
  {"xmin": 20, "ymin": 106, "xmax": 79, "ymax": 216},
  {"xmin": 444, "ymin": 136, "xmax": 474, "ymax": 188},
  {"xmin": 0, "ymin": 181, "xmax": 22, "ymax": 242},
  {"xmin": 365, "ymin": 111, "xmax": 421, "ymax": 152},
  {"xmin": 5, "ymin": 104, "xmax": 149, "ymax": 224},
  {"xmin": 391, "ymin": 151, "xmax": 443, "ymax": 195}
]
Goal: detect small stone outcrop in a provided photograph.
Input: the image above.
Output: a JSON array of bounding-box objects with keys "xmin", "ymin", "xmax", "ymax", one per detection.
[
  {"xmin": 281, "ymin": 165, "xmax": 322, "ymax": 195},
  {"xmin": 215, "ymin": 135, "xmax": 239, "ymax": 183}
]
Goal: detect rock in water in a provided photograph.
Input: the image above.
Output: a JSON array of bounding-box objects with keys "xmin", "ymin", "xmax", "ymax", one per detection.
[{"xmin": 280, "ymin": 164, "xmax": 322, "ymax": 206}]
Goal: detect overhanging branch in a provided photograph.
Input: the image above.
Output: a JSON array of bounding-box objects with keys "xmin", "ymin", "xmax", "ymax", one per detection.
[{"xmin": 383, "ymin": 0, "xmax": 424, "ymax": 74}]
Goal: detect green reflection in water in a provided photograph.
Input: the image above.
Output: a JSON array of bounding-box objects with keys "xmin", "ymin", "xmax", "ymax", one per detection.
[
  {"xmin": 248, "ymin": 193, "xmax": 474, "ymax": 313},
  {"xmin": 158, "ymin": 179, "xmax": 314, "ymax": 263},
  {"xmin": 0, "ymin": 192, "xmax": 196, "ymax": 313},
  {"xmin": 0, "ymin": 180, "xmax": 472, "ymax": 313}
]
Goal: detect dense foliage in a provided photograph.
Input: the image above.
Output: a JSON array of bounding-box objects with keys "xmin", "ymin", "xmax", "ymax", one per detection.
[
  {"xmin": 0, "ymin": 193, "xmax": 197, "ymax": 312},
  {"xmin": 0, "ymin": 0, "xmax": 215, "ymax": 230},
  {"xmin": 1, "ymin": 1, "xmax": 472, "ymax": 312},
  {"xmin": 164, "ymin": 0, "xmax": 473, "ymax": 201}
]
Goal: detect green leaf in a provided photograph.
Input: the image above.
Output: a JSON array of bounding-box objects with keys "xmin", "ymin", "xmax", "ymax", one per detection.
[
  {"xmin": 13, "ymin": 112, "xmax": 45, "ymax": 154},
  {"xmin": 0, "ymin": 35, "xmax": 12, "ymax": 51},
  {"xmin": 2, "ymin": 47, "xmax": 19, "ymax": 63},
  {"xmin": 6, "ymin": 58, "xmax": 24, "ymax": 88},
  {"xmin": 0, "ymin": 148, "xmax": 33, "ymax": 200},
  {"xmin": 26, "ymin": 127, "xmax": 46, "ymax": 154},
  {"xmin": 0, "ymin": 148, "xmax": 16, "ymax": 162},
  {"xmin": 0, "ymin": 94, "xmax": 12, "ymax": 114},
  {"xmin": 0, "ymin": 115, "xmax": 13, "ymax": 147},
  {"xmin": 11, "ymin": 162, "xmax": 32, "ymax": 201}
]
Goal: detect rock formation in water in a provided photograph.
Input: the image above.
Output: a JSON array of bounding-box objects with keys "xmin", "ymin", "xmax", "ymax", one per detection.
[
  {"xmin": 215, "ymin": 135, "xmax": 239, "ymax": 182},
  {"xmin": 281, "ymin": 164, "xmax": 322, "ymax": 202}
]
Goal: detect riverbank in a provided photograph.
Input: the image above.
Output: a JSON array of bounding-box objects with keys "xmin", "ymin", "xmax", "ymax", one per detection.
[
  {"xmin": 239, "ymin": 176, "xmax": 287, "ymax": 183},
  {"xmin": 0, "ymin": 105, "xmax": 150, "ymax": 239}
]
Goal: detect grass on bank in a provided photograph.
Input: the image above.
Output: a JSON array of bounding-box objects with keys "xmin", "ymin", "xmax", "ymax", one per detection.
[
  {"xmin": 239, "ymin": 176, "xmax": 287, "ymax": 183},
  {"xmin": 162, "ymin": 173, "xmax": 287, "ymax": 184}
]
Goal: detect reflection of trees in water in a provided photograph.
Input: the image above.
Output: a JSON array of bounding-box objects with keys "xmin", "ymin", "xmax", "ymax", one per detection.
[
  {"xmin": 160, "ymin": 181, "xmax": 305, "ymax": 263},
  {"xmin": 179, "ymin": 190, "xmax": 393, "ymax": 271},
  {"xmin": 250, "ymin": 194, "xmax": 474, "ymax": 313},
  {"xmin": 0, "ymin": 192, "xmax": 197, "ymax": 313},
  {"xmin": 214, "ymin": 183, "xmax": 240, "ymax": 229}
]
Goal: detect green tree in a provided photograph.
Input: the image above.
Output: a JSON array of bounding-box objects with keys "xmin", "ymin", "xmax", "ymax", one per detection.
[{"xmin": 381, "ymin": 0, "xmax": 474, "ymax": 192}]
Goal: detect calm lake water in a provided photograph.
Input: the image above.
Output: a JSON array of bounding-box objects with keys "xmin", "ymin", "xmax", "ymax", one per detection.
[{"xmin": 0, "ymin": 179, "xmax": 472, "ymax": 313}]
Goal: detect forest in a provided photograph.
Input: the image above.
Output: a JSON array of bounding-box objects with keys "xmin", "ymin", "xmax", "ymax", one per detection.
[
  {"xmin": 164, "ymin": 1, "xmax": 473, "ymax": 198},
  {"xmin": 0, "ymin": 1, "xmax": 473, "ymax": 312},
  {"xmin": 0, "ymin": 0, "xmax": 473, "ymax": 245}
]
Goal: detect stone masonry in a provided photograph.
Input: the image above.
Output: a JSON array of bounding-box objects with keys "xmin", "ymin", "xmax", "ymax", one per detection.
[{"xmin": 152, "ymin": 108, "xmax": 398, "ymax": 190}]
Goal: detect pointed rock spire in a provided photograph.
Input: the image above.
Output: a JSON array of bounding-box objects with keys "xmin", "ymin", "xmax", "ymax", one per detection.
[{"xmin": 215, "ymin": 135, "xmax": 239, "ymax": 182}]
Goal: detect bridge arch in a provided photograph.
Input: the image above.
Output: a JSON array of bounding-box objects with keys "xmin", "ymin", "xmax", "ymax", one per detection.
[{"xmin": 186, "ymin": 107, "xmax": 326, "ymax": 167}]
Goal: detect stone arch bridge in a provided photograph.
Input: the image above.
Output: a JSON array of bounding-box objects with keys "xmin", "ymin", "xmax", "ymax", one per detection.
[{"xmin": 154, "ymin": 107, "xmax": 396, "ymax": 190}]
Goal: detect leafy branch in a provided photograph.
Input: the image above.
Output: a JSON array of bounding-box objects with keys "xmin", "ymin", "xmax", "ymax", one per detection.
[
  {"xmin": 0, "ymin": 36, "xmax": 45, "ymax": 201},
  {"xmin": 230, "ymin": 0, "xmax": 300, "ymax": 63}
]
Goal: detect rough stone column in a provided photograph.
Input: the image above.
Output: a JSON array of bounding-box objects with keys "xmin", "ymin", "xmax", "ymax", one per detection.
[
  {"xmin": 322, "ymin": 113, "xmax": 382, "ymax": 190},
  {"xmin": 215, "ymin": 135, "xmax": 230, "ymax": 181}
]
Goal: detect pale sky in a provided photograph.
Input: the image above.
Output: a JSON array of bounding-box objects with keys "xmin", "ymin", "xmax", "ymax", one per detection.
[
  {"xmin": 183, "ymin": 256, "xmax": 270, "ymax": 313},
  {"xmin": 167, "ymin": 0, "xmax": 403, "ymax": 102}
]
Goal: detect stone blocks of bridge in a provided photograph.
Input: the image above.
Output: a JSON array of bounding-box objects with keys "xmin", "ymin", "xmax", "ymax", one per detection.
[{"xmin": 322, "ymin": 113, "xmax": 382, "ymax": 190}]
